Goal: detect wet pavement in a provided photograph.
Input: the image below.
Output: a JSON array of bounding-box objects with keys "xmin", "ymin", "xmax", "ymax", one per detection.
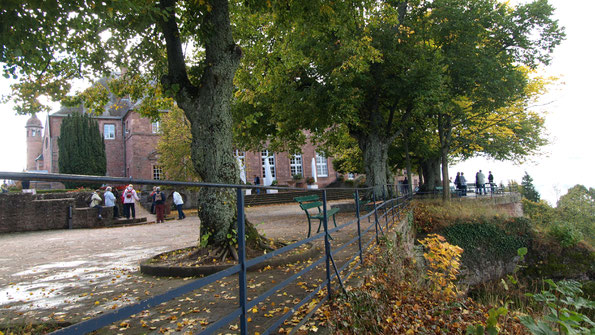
[
  {"xmin": 0, "ymin": 200, "xmax": 356, "ymax": 330},
  {"xmin": 0, "ymin": 217, "xmax": 199, "ymax": 316}
]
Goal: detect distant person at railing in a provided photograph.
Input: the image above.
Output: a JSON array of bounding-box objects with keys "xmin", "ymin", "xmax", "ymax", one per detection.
[
  {"xmin": 488, "ymin": 171, "xmax": 494, "ymax": 193},
  {"xmin": 90, "ymin": 189, "xmax": 103, "ymax": 219},
  {"xmin": 122, "ymin": 184, "xmax": 140, "ymax": 219},
  {"xmin": 104, "ymin": 186, "xmax": 119, "ymax": 219},
  {"xmin": 173, "ymin": 191, "xmax": 186, "ymax": 220},
  {"xmin": 253, "ymin": 175, "xmax": 261, "ymax": 194},
  {"xmin": 402, "ymin": 177, "xmax": 409, "ymax": 194},
  {"xmin": 153, "ymin": 187, "xmax": 166, "ymax": 223},
  {"xmin": 460, "ymin": 172, "xmax": 468, "ymax": 196},
  {"xmin": 1, "ymin": 183, "xmax": 8, "ymax": 193},
  {"xmin": 454, "ymin": 172, "xmax": 461, "ymax": 195},
  {"xmin": 477, "ymin": 170, "xmax": 486, "ymax": 195}
]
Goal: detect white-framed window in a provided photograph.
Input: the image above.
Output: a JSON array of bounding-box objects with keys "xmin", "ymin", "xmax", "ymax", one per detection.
[
  {"xmin": 30, "ymin": 129, "xmax": 40, "ymax": 137},
  {"xmin": 103, "ymin": 124, "xmax": 115, "ymax": 139},
  {"xmin": 151, "ymin": 121, "xmax": 161, "ymax": 134},
  {"xmin": 152, "ymin": 165, "xmax": 163, "ymax": 180},
  {"xmin": 316, "ymin": 152, "xmax": 328, "ymax": 177},
  {"xmin": 261, "ymin": 150, "xmax": 276, "ymax": 179},
  {"xmin": 290, "ymin": 154, "xmax": 303, "ymax": 177}
]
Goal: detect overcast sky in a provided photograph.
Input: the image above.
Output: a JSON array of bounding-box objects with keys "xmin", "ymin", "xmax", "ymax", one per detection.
[{"xmin": 0, "ymin": 0, "xmax": 592, "ymax": 205}]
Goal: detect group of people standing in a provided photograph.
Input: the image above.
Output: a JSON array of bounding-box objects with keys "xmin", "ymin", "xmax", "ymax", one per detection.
[
  {"xmin": 149, "ymin": 186, "xmax": 186, "ymax": 223},
  {"xmin": 89, "ymin": 185, "xmax": 186, "ymax": 222},
  {"xmin": 91, "ymin": 184, "xmax": 139, "ymax": 220},
  {"xmin": 454, "ymin": 170, "xmax": 494, "ymax": 196}
]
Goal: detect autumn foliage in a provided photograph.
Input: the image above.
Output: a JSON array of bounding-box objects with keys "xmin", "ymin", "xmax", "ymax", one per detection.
[
  {"xmin": 323, "ymin": 238, "xmax": 527, "ymax": 334},
  {"xmin": 419, "ymin": 234, "xmax": 464, "ymax": 299}
]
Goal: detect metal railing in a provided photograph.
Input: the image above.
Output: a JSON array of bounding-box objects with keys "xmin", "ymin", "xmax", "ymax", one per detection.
[{"xmin": 0, "ymin": 171, "xmax": 411, "ymax": 335}]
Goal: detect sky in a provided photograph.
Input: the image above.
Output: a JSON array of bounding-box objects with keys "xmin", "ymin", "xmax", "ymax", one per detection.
[{"xmin": 0, "ymin": 0, "xmax": 592, "ymax": 205}]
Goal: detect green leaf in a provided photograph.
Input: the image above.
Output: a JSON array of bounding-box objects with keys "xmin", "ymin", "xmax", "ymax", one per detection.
[{"xmin": 519, "ymin": 315, "xmax": 557, "ymax": 335}]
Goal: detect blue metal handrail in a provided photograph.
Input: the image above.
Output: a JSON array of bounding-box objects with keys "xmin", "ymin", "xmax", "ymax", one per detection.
[{"xmin": 0, "ymin": 171, "xmax": 410, "ymax": 335}]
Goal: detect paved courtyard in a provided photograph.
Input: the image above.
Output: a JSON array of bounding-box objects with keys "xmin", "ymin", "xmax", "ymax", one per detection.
[{"xmin": 0, "ymin": 200, "xmax": 360, "ymax": 332}]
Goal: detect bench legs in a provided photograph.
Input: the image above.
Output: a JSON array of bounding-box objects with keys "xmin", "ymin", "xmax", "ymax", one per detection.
[{"xmin": 314, "ymin": 215, "xmax": 337, "ymax": 234}]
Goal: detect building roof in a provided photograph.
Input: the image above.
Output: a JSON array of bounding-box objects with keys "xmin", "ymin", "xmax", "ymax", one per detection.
[
  {"xmin": 51, "ymin": 104, "xmax": 85, "ymax": 116},
  {"xmin": 25, "ymin": 114, "xmax": 42, "ymax": 128}
]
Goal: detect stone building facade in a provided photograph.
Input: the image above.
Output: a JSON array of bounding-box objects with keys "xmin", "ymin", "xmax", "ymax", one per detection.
[{"xmin": 26, "ymin": 103, "xmax": 339, "ymax": 188}]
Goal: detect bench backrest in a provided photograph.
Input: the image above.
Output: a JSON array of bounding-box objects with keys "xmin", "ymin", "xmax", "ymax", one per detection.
[
  {"xmin": 294, "ymin": 195, "xmax": 319, "ymax": 203},
  {"xmin": 294, "ymin": 195, "xmax": 322, "ymax": 216}
]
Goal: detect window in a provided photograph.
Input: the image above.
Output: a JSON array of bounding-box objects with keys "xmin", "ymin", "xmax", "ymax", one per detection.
[
  {"xmin": 261, "ymin": 150, "xmax": 276, "ymax": 179},
  {"xmin": 153, "ymin": 165, "xmax": 163, "ymax": 180},
  {"xmin": 103, "ymin": 124, "xmax": 115, "ymax": 139},
  {"xmin": 290, "ymin": 154, "xmax": 303, "ymax": 176},
  {"xmin": 151, "ymin": 121, "xmax": 161, "ymax": 134},
  {"xmin": 30, "ymin": 129, "xmax": 39, "ymax": 137},
  {"xmin": 316, "ymin": 152, "xmax": 328, "ymax": 177}
]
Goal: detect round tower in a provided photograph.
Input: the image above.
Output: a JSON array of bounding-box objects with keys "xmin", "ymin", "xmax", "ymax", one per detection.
[{"xmin": 25, "ymin": 114, "xmax": 43, "ymax": 171}]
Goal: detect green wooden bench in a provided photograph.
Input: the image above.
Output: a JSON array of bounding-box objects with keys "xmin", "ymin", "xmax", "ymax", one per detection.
[{"xmin": 294, "ymin": 195, "xmax": 339, "ymax": 238}]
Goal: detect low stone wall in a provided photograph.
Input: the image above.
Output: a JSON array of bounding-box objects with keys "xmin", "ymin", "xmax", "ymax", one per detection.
[
  {"xmin": 0, "ymin": 192, "xmax": 116, "ymax": 233},
  {"xmin": 0, "ymin": 195, "xmax": 74, "ymax": 233}
]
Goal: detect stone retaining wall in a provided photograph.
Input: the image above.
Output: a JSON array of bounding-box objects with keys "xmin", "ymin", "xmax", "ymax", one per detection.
[{"xmin": 0, "ymin": 193, "xmax": 116, "ymax": 233}]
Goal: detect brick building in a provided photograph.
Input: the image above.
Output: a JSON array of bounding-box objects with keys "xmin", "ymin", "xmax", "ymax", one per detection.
[{"xmin": 26, "ymin": 102, "xmax": 340, "ymax": 188}]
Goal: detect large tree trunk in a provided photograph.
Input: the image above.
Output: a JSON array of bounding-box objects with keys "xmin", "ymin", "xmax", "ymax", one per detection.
[
  {"xmin": 438, "ymin": 114, "xmax": 452, "ymax": 201},
  {"xmin": 358, "ymin": 132, "xmax": 389, "ymax": 198},
  {"xmin": 420, "ymin": 157, "xmax": 441, "ymax": 192},
  {"xmin": 440, "ymin": 147, "xmax": 450, "ymax": 200},
  {"xmin": 403, "ymin": 133, "xmax": 413, "ymax": 195},
  {"xmin": 160, "ymin": 0, "xmax": 263, "ymax": 249}
]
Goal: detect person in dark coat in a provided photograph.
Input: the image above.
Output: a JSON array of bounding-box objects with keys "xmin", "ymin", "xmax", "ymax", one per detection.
[{"xmin": 153, "ymin": 187, "xmax": 166, "ymax": 223}]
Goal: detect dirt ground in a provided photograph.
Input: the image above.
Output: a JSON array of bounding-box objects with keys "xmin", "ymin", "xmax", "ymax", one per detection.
[{"xmin": 0, "ymin": 200, "xmax": 383, "ymax": 334}]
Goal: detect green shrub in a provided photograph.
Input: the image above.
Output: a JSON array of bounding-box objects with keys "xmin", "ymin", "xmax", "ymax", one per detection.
[
  {"xmin": 522, "ymin": 198, "xmax": 556, "ymax": 228},
  {"xmin": 548, "ymin": 222, "xmax": 584, "ymax": 248},
  {"xmin": 520, "ymin": 279, "xmax": 595, "ymax": 334},
  {"xmin": 442, "ymin": 221, "xmax": 530, "ymax": 267}
]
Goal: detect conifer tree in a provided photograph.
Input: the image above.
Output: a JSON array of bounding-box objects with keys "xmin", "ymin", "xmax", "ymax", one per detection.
[
  {"xmin": 521, "ymin": 172, "xmax": 540, "ymax": 202},
  {"xmin": 57, "ymin": 112, "xmax": 106, "ymax": 187}
]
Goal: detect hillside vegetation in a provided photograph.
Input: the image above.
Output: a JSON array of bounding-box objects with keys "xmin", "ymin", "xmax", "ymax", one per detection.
[{"xmin": 327, "ymin": 197, "xmax": 594, "ymax": 334}]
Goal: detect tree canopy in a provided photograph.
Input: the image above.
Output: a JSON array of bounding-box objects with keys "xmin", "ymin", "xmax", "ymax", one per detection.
[{"xmin": 233, "ymin": 0, "xmax": 564, "ymax": 196}]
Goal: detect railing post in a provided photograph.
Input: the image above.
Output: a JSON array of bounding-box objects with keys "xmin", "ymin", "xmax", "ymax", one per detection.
[
  {"xmin": 322, "ymin": 190, "xmax": 333, "ymax": 300},
  {"xmin": 383, "ymin": 186, "xmax": 389, "ymax": 229},
  {"xmin": 68, "ymin": 205, "xmax": 73, "ymax": 229},
  {"xmin": 373, "ymin": 190, "xmax": 379, "ymax": 244},
  {"xmin": 236, "ymin": 187, "xmax": 248, "ymax": 335},
  {"xmin": 354, "ymin": 189, "xmax": 363, "ymax": 264}
]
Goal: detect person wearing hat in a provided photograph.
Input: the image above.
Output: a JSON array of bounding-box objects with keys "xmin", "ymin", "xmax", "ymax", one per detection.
[
  {"xmin": 90, "ymin": 189, "xmax": 103, "ymax": 219},
  {"xmin": 152, "ymin": 186, "xmax": 166, "ymax": 223},
  {"xmin": 103, "ymin": 186, "xmax": 118, "ymax": 219},
  {"xmin": 122, "ymin": 184, "xmax": 140, "ymax": 219}
]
